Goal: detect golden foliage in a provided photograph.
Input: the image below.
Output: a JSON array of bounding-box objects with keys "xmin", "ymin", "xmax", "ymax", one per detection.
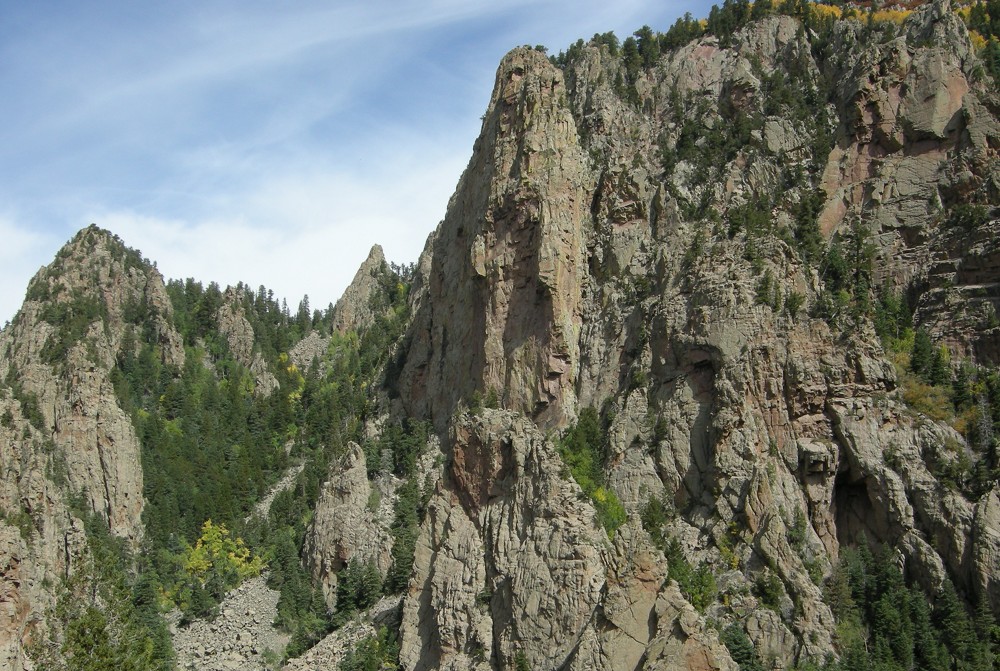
[
  {"xmin": 872, "ymin": 8, "xmax": 913, "ymax": 24},
  {"xmin": 181, "ymin": 519, "xmax": 264, "ymax": 586},
  {"xmin": 813, "ymin": 3, "xmax": 843, "ymax": 20},
  {"xmin": 899, "ymin": 372, "xmax": 953, "ymax": 422}
]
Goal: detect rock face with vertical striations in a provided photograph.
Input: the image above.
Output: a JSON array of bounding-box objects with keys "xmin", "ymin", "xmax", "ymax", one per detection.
[
  {"xmin": 397, "ymin": 48, "xmax": 591, "ymax": 430},
  {"xmin": 3, "ymin": 1, "xmax": 1000, "ymax": 670},
  {"xmin": 0, "ymin": 226, "xmax": 184, "ymax": 670},
  {"xmin": 385, "ymin": 2, "xmax": 1000, "ymax": 667},
  {"xmin": 397, "ymin": 409, "xmax": 736, "ymax": 671}
]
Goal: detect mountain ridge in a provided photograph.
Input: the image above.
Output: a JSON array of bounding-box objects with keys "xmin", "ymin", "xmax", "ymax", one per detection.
[{"xmin": 2, "ymin": 1, "xmax": 1000, "ymax": 669}]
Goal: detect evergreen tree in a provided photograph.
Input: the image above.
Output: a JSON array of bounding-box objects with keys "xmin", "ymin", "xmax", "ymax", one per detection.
[
  {"xmin": 911, "ymin": 329, "xmax": 934, "ymax": 378},
  {"xmin": 794, "ymin": 189, "xmax": 825, "ymax": 265},
  {"xmin": 634, "ymin": 25, "xmax": 660, "ymax": 68},
  {"xmin": 752, "ymin": 0, "xmax": 773, "ymax": 19},
  {"xmin": 910, "ymin": 587, "xmax": 949, "ymax": 671},
  {"xmin": 933, "ymin": 581, "xmax": 975, "ymax": 668},
  {"xmin": 953, "ymin": 364, "xmax": 973, "ymax": 411},
  {"xmin": 929, "ymin": 346, "xmax": 950, "ymax": 387},
  {"xmin": 720, "ymin": 623, "xmax": 765, "ymax": 671},
  {"xmin": 63, "ymin": 608, "xmax": 117, "ymax": 671},
  {"xmin": 984, "ymin": 38, "xmax": 1000, "ymax": 82}
]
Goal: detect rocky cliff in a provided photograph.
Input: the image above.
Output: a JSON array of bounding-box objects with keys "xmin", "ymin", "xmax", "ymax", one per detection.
[
  {"xmin": 0, "ymin": 226, "xmax": 183, "ymax": 670},
  {"xmin": 385, "ymin": 1, "xmax": 1000, "ymax": 668},
  {"xmin": 397, "ymin": 49, "xmax": 591, "ymax": 430},
  {"xmin": 2, "ymin": 2, "xmax": 999, "ymax": 670},
  {"xmin": 330, "ymin": 245, "xmax": 390, "ymax": 335}
]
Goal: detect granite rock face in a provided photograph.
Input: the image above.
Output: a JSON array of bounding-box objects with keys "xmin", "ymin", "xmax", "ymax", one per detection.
[
  {"xmin": 217, "ymin": 287, "xmax": 279, "ymax": 396},
  {"xmin": 387, "ymin": 3, "xmax": 1000, "ymax": 667},
  {"xmin": 2, "ymin": 2, "xmax": 999, "ymax": 670},
  {"xmin": 304, "ymin": 442, "xmax": 396, "ymax": 609},
  {"xmin": 0, "ymin": 226, "xmax": 183, "ymax": 670},
  {"xmin": 397, "ymin": 49, "xmax": 591, "ymax": 430},
  {"xmin": 331, "ymin": 245, "xmax": 390, "ymax": 335},
  {"xmin": 397, "ymin": 409, "xmax": 735, "ymax": 671}
]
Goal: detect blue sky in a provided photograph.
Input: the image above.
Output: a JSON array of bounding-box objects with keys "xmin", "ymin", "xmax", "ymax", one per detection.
[{"xmin": 0, "ymin": 0, "xmax": 714, "ymax": 324}]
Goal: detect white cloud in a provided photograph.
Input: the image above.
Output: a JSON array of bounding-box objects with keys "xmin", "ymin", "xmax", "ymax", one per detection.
[
  {"xmin": 86, "ymin": 136, "xmax": 469, "ymax": 316},
  {"xmin": 0, "ymin": 217, "xmax": 60, "ymax": 325},
  {"xmin": 0, "ymin": 0, "xmax": 720, "ymax": 329}
]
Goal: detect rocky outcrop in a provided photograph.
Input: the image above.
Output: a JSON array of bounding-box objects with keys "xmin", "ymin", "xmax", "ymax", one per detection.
[
  {"xmin": 973, "ymin": 487, "xmax": 1000, "ymax": 613},
  {"xmin": 303, "ymin": 443, "xmax": 395, "ymax": 609},
  {"xmin": 0, "ymin": 226, "xmax": 186, "ymax": 670},
  {"xmin": 915, "ymin": 214, "xmax": 1000, "ymax": 363},
  {"xmin": 397, "ymin": 49, "xmax": 591, "ymax": 430},
  {"xmin": 217, "ymin": 288, "xmax": 279, "ymax": 396},
  {"xmin": 397, "ymin": 409, "xmax": 735, "ymax": 671},
  {"xmin": 400, "ymin": 409, "xmax": 600, "ymax": 671},
  {"xmin": 330, "ymin": 245, "xmax": 389, "ymax": 335},
  {"xmin": 0, "ymin": 227, "xmax": 184, "ymax": 542},
  {"xmin": 2, "ymin": 2, "xmax": 998, "ymax": 670},
  {"xmin": 0, "ymin": 385, "xmax": 87, "ymax": 671},
  {"xmin": 282, "ymin": 596, "xmax": 401, "ymax": 671},
  {"xmin": 818, "ymin": 1, "xmax": 999, "ymax": 287},
  {"xmin": 390, "ymin": 4, "xmax": 1000, "ymax": 668},
  {"xmin": 289, "ymin": 330, "xmax": 330, "ymax": 372}
]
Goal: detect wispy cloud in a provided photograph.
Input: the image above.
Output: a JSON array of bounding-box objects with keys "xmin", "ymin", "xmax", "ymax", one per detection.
[
  {"xmin": 84, "ymin": 136, "xmax": 469, "ymax": 315},
  {"xmin": 0, "ymin": 0, "xmax": 717, "ymax": 325},
  {"xmin": 0, "ymin": 216, "xmax": 61, "ymax": 324}
]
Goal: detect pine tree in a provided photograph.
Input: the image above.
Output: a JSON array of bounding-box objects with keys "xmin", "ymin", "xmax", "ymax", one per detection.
[
  {"xmin": 63, "ymin": 607, "xmax": 116, "ymax": 671},
  {"xmin": 634, "ymin": 26, "xmax": 660, "ymax": 68},
  {"xmin": 911, "ymin": 329, "xmax": 934, "ymax": 378},
  {"xmin": 794, "ymin": 189, "xmax": 825, "ymax": 265},
  {"xmin": 934, "ymin": 581, "xmax": 975, "ymax": 667},
  {"xmin": 973, "ymin": 595, "xmax": 998, "ymax": 671},
  {"xmin": 929, "ymin": 346, "xmax": 950, "ymax": 387},
  {"xmin": 984, "ymin": 38, "xmax": 1000, "ymax": 83},
  {"xmin": 953, "ymin": 364, "xmax": 973, "ymax": 411},
  {"xmin": 910, "ymin": 588, "xmax": 949, "ymax": 671},
  {"xmin": 752, "ymin": 0, "xmax": 773, "ymax": 20}
]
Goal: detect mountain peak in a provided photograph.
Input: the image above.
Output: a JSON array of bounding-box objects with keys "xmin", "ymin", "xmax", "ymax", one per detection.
[{"xmin": 329, "ymin": 244, "xmax": 390, "ymax": 334}]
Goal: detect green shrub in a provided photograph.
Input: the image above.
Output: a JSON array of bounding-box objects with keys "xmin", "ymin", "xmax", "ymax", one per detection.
[
  {"xmin": 785, "ymin": 291, "xmax": 805, "ymax": 319},
  {"xmin": 640, "ymin": 493, "xmax": 673, "ymax": 550},
  {"xmin": 720, "ymin": 623, "xmax": 765, "ymax": 671},
  {"xmin": 943, "ymin": 203, "xmax": 989, "ymax": 231},
  {"xmin": 339, "ymin": 626, "xmax": 399, "ymax": 671},
  {"xmin": 665, "ymin": 539, "xmax": 716, "ymax": 611},
  {"xmin": 755, "ymin": 570, "xmax": 784, "ymax": 611},
  {"xmin": 559, "ymin": 409, "xmax": 627, "ymax": 536}
]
